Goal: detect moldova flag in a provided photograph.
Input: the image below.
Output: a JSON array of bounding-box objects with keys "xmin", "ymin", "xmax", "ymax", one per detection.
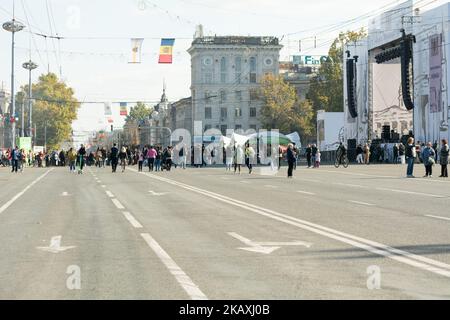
[{"xmin": 159, "ymin": 38, "xmax": 175, "ymax": 64}]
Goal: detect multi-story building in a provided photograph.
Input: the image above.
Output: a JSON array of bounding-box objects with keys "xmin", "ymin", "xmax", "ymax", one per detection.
[{"xmin": 187, "ymin": 36, "xmax": 282, "ymax": 136}]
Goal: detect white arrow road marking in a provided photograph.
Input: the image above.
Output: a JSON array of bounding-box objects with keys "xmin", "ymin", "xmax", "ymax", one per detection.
[
  {"xmin": 149, "ymin": 191, "xmax": 168, "ymax": 196},
  {"xmin": 37, "ymin": 236, "xmax": 76, "ymax": 254},
  {"xmin": 228, "ymin": 232, "xmax": 311, "ymax": 255}
]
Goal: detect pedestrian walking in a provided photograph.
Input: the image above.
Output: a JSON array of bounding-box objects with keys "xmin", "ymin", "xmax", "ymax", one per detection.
[
  {"xmin": 363, "ymin": 143, "xmax": 370, "ymax": 165},
  {"xmin": 315, "ymin": 150, "xmax": 321, "ymax": 168},
  {"xmin": 147, "ymin": 146, "xmax": 157, "ymax": 171},
  {"xmin": 110, "ymin": 143, "xmax": 119, "ymax": 173},
  {"xmin": 225, "ymin": 145, "xmax": 233, "ymax": 171},
  {"xmin": 233, "ymin": 144, "xmax": 244, "ymax": 174},
  {"xmin": 68, "ymin": 148, "xmax": 77, "ymax": 173},
  {"xmin": 306, "ymin": 144, "xmax": 312, "ymax": 168},
  {"xmin": 439, "ymin": 139, "xmax": 449, "ymax": 178},
  {"xmin": 138, "ymin": 150, "xmax": 144, "ymax": 172},
  {"xmin": 77, "ymin": 144, "xmax": 86, "ymax": 174},
  {"xmin": 119, "ymin": 147, "xmax": 127, "ymax": 173},
  {"xmin": 11, "ymin": 146, "xmax": 20, "ymax": 173},
  {"xmin": 287, "ymin": 144, "xmax": 296, "ymax": 179},
  {"xmin": 405, "ymin": 137, "xmax": 417, "ymax": 178},
  {"xmin": 155, "ymin": 147, "xmax": 162, "ymax": 172},
  {"xmin": 245, "ymin": 143, "xmax": 255, "ymax": 174},
  {"xmin": 422, "ymin": 142, "xmax": 435, "ymax": 177}
]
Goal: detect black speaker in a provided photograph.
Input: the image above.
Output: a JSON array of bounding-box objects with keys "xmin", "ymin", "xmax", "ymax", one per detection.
[
  {"xmin": 347, "ymin": 139, "xmax": 357, "ymax": 149},
  {"xmin": 347, "ymin": 149, "xmax": 357, "ymax": 162}
]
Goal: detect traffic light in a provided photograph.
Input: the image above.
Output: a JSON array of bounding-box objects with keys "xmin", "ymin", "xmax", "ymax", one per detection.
[{"xmin": 346, "ymin": 58, "xmax": 358, "ymax": 118}]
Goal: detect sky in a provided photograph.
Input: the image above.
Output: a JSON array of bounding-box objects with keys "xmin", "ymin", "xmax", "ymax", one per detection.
[{"xmin": 0, "ymin": 0, "xmax": 443, "ymax": 142}]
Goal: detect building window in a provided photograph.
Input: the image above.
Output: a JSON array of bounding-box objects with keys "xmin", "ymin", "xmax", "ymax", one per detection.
[
  {"xmin": 249, "ymin": 57, "xmax": 257, "ymax": 83},
  {"xmin": 204, "ymin": 124, "xmax": 212, "ymax": 131},
  {"xmin": 250, "ymin": 124, "xmax": 257, "ymax": 131},
  {"xmin": 220, "ymin": 90, "xmax": 227, "ymax": 104},
  {"xmin": 250, "ymin": 89, "xmax": 259, "ymax": 101},
  {"xmin": 235, "ymin": 124, "xmax": 242, "ymax": 130},
  {"xmin": 235, "ymin": 90, "xmax": 242, "ymax": 102},
  {"xmin": 220, "ymin": 57, "xmax": 227, "ymax": 83},
  {"xmin": 220, "ymin": 107, "xmax": 227, "ymax": 120},
  {"xmin": 235, "ymin": 107, "xmax": 242, "ymax": 118},
  {"xmin": 250, "ymin": 107, "xmax": 257, "ymax": 118},
  {"xmin": 205, "ymin": 107, "xmax": 212, "ymax": 119},
  {"xmin": 204, "ymin": 72, "xmax": 213, "ymax": 84},
  {"xmin": 220, "ymin": 125, "xmax": 227, "ymax": 136},
  {"xmin": 235, "ymin": 56, "xmax": 242, "ymax": 83},
  {"xmin": 204, "ymin": 91, "xmax": 212, "ymax": 104}
]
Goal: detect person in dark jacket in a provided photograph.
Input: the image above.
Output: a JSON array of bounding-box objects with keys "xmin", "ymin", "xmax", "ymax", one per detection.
[
  {"xmin": 405, "ymin": 137, "xmax": 416, "ymax": 178},
  {"xmin": 305, "ymin": 144, "xmax": 312, "ymax": 168},
  {"xmin": 77, "ymin": 144, "xmax": 86, "ymax": 174},
  {"xmin": 422, "ymin": 142, "xmax": 435, "ymax": 178},
  {"xmin": 110, "ymin": 143, "xmax": 119, "ymax": 173},
  {"xmin": 287, "ymin": 144, "xmax": 296, "ymax": 179},
  {"xmin": 439, "ymin": 139, "xmax": 449, "ymax": 178}
]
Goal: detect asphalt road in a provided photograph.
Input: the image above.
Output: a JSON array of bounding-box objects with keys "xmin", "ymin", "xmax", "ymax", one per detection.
[{"xmin": 0, "ymin": 163, "xmax": 449, "ymax": 300}]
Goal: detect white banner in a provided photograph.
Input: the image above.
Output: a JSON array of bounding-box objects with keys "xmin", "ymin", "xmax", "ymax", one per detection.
[
  {"xmin": 130, "ymin": 38, "xmax": 144, "ymax": 63},
  {"xmin": 104, "ymin": 102, "xmax": 112, "ymax": 116}
]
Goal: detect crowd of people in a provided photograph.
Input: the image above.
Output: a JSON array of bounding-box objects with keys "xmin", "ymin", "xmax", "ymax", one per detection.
[{"xmin": 1, "ymin": 138, "xmax": 449, "ymax": 179}]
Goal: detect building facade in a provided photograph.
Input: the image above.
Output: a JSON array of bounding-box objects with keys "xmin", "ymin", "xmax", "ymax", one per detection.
[{"xmin": 187, "ymin": 36, "xmax": 282, "ymax": 137}]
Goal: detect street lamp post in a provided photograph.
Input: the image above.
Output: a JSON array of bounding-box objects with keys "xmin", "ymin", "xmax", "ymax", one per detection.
[
  {"xmin": 3, "ymin": 18, "xmax": 25, "ymax": 148},
  {"xmin": 22, "ymin": 60, "xmax": 38, "ymax": 140}
]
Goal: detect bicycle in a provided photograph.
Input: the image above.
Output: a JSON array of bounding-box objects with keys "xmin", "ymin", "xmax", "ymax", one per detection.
[{"xmin": 334, "ymin": 153, "xmax": 349, "ymax": 168}]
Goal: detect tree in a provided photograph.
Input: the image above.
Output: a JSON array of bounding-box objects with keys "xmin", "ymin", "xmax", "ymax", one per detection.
[
  {"xmin": 259, "ymin": 74, "xmax": 314, "ymax": 138},
  {"xmin": 16, "ymin": 73, "xmax": 79, "ymax": 150},
  {"xmin": 308, "ymin": 29, "xmax": 367, "ymax": 114},
  {"xmin": 125, "ymin": 102, "xmax": 152, "ymax": 124}
]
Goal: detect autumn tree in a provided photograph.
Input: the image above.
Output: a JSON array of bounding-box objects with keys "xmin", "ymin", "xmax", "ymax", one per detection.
[
  {"xmin": 125, "ymin": 101, "xmax": 153, "ymax": 124},
  {"xmin": 16, "ymin": 73, "xmax": 79, "ymax": 150},
  {"xmin": 259, "ymin": 74, "xmax": 314, "ymax": 138},
  {"xmin": 308, "ymin": 29, "xmax": 367, "ymax": 114}
]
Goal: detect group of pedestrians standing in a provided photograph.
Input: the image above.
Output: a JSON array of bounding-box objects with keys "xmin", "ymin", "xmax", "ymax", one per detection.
[{"xmin": 406, "ymin": 138, "xmax": 449, "ymax": 178}]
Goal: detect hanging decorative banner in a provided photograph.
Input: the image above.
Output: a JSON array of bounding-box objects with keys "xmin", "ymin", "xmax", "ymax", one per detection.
[
  {"xmin": 429, "ymin": 33, "xmax": 442, "ymax": 114},
  {"xmin": 159, "ymin": 38, "xmax": 175, "ymax": 64},
  {"xmin": 129, "ymin": 38, "xmax": 144, "ymax": 63},
  {"xmin": 120, "ymin": 102, "xmax": 128, "ymax": 116},
  {"xmin": 104, "ymin": 102, "xmax": 112, "ymax": 116}
]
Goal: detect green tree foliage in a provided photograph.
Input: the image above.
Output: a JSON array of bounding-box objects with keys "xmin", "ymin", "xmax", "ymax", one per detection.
[
  {"xmin": 16, "ymin": 73, "xmax": 79, "ymax": 150},
  {"xmin": 125, "ymin": 101, "xmax": 153, "ymax": 124},
  {"xmin": 308, "ymin": 29, "xmax": 367, "ymax": 113},
  {"xmin": 259, "ymin": 74, "xmax": 314, "ymax": 138}
]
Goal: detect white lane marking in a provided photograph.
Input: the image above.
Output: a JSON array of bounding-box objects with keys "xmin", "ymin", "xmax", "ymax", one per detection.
[
  {"xmin": 228, "ymin": 232, "xmax": 311, "ymax": 255},
  {"xmin": 297, "ymin": 190, "xmax": 316, "ymax": 196},
  {"xmin": 130, "ymin": 169, "xmax": 450, "ymax": 278},
  {"xmin": 376, "ymin": 187, "xmax": 446, "ymax": 198},
  {"xmin": 61, "ymin": 191, "xmax": 70, "ymax": 197},
  {"xmin": 122, "ymin": 212, "xmax": 143, "ymax": 228},
  {"xmin": 111, "ymin": 198, "xmax": 125, "ymax": 210},
  {"xmin": 240, "ymin": 181, "xmax": 250, "ymax": 184},
  {"xmin": 101, "ymin": 185, "xmax": 106, "ymax": 188},
  {"xmin": 0, "ymin": 169, "xmax": 53, "ymax": 215},
  {"xmin": 317, "ymin": 169, "xmax": 396, "ymax": 179},
  {"xmin": 333, "ymin": 182, "xmax": 370, "ymax": 189},
  {"xmin": 140, "ymin": 233, "xmax": 207, "ymax": 300},
  {"xmin": 36, "ymin": 236, "xmax": 76, "ymax": 254},
  {"xmin": 97, "ymin": 180, "xmax": 102, "ymax": 183},
  {"xmin": 265, "ymin": 185, "xmax": 279, "ymax": 189},
  {"xmin": 425, "ymin": 215, "xmax": 450, "ymax": 222},
  {"xmin": 348, "ymin": 200, "xmax": 375, "ymax": 206},
  {"xmin": 105, "ymin": 191, "xmax": 115, "ymax": 198}
]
